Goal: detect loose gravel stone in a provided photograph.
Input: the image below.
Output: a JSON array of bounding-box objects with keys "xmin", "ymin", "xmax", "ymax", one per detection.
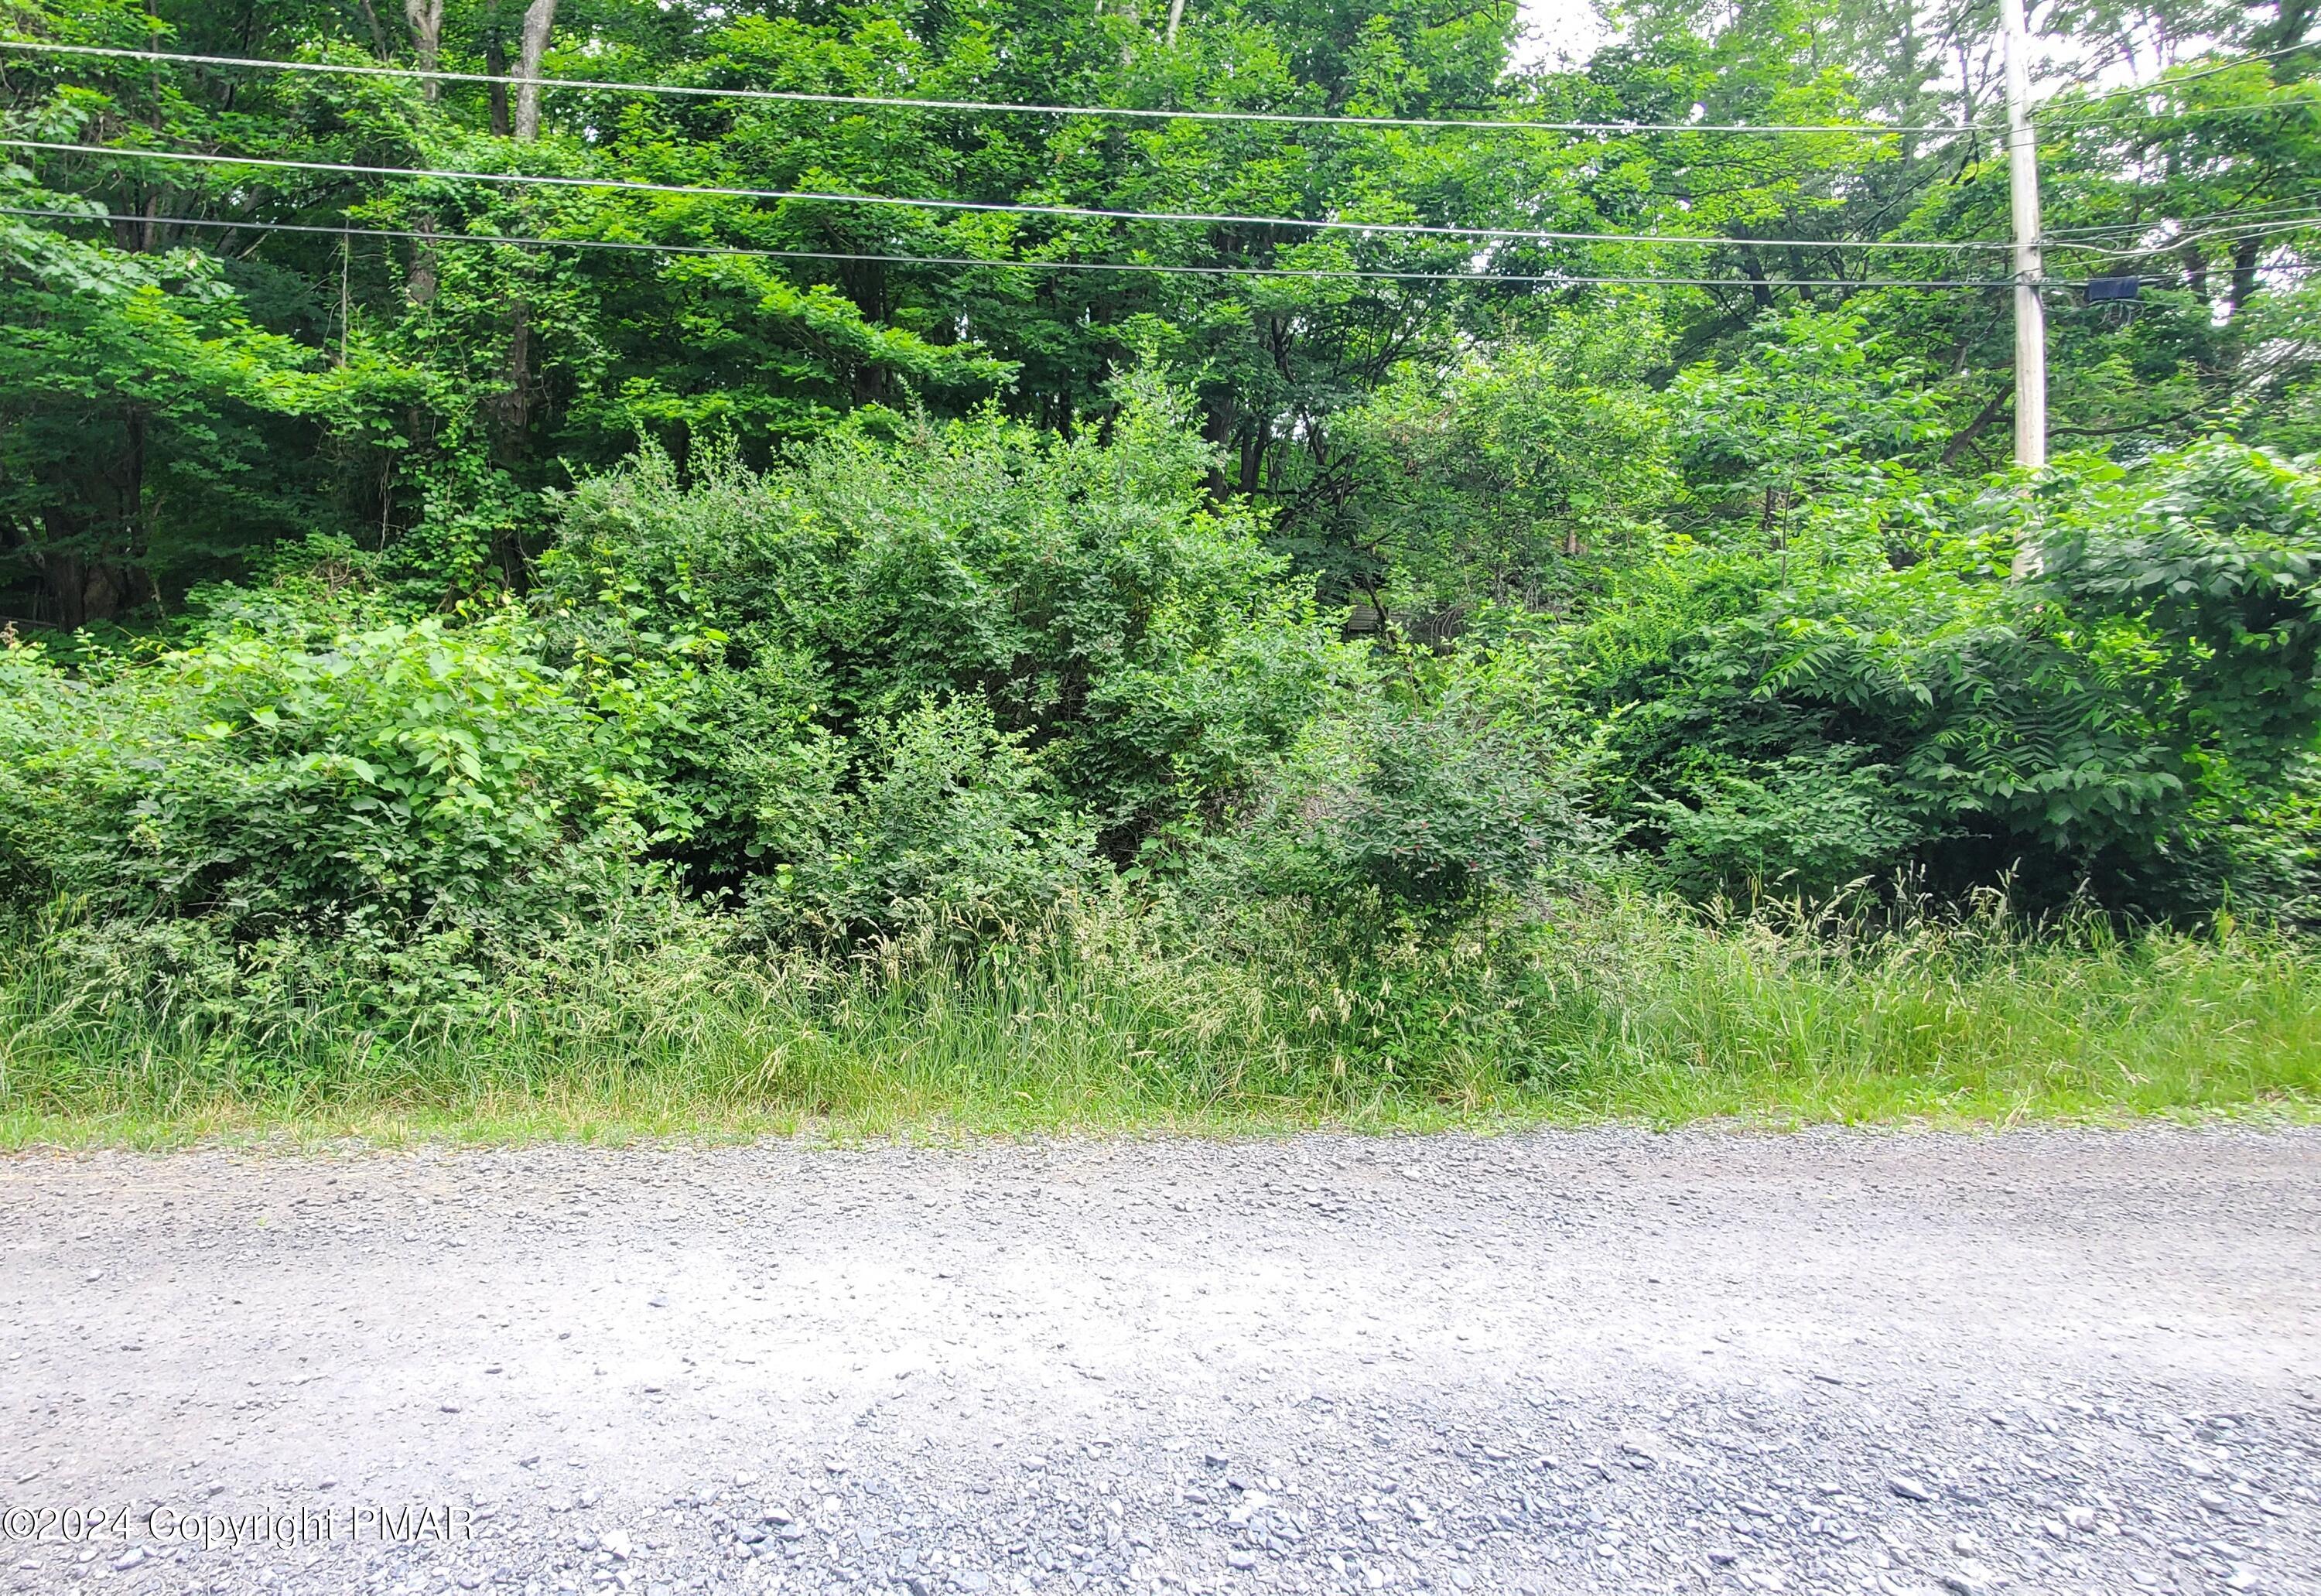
[{"xmin": 1, "ymin": 1126, "xmax": 2317, "ymax": 1595}]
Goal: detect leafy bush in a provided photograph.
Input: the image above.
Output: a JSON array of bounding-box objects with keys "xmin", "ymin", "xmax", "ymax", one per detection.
[
  {"xmin": 11, "ymin": 869, "xmax": 2318, "ymax": 1130},
  {"xmin": 2032, "ymin": 443, "xmax": 2321, "ymax": 771},
  {"xmin": 1643, "ymin": 748, "xmax": 1933, "ymax": 901},
  {"xmin": 0, "ymin": 603, "xmax": 653, "ymax": 938},
  {"xmin": 1, "ymin": 872, "xmax": 733, "ymax": 1099},
  {"xmin": 1338, "ymin": 309, "xmax": 1673, "ymax": 616},
  {"xmin": 1207, "ymin": 672, "xmax": 1588, "ymax": 927},
  {"xmin": 9, "ymin": 341, "xmax": 2321, "ymax": 1133},
  {"xmin": 747, "ymin": 697, "xmax": 1100, "ymax": 945},
  {"xmin": 540, "ymin": 374, "xmax": 1350, "ymax": 858},
  {"xmin": 1668, "ymin": 309, "xmax": 1950, "ymax": 521},
  {"xmin": 1581, "ymin": 442, "xmax": 2321, "ymax": 915}
]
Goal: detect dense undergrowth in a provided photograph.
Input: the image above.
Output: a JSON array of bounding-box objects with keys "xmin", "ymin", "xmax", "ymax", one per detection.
[
  {"xmin": 7, "ymin": 1, "xmax": 2321, "ymax": 1141},
  {"xmin": 5, "ymin": 367, "xmax": 2321, "ymax": 1139}
]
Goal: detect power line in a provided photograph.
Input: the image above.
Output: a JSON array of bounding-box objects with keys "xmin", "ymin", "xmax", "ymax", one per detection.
[
  {"xmin": 0, "ymin": 203, "xmax": 2025, "ymax": 288},
  {"xmin": 0, "ymin": 39, "xmax": 1994, "ymax": 138},
  {"xmin": 2036, "ymin": 90, "xmax": 2321, "ymax": 132},
  {"xmin": 20, "ymin": 202, "xmax": 2299, "ymax": 290},
  {"xmin": 2063, "ymin": 210, "xmax": 2321, "ymax": 244},
  {"xmin": 2031, "ymin": 40, "xmax": 2318, "ymax": 114},
  {"xmin": 12, "ymin": 36, "xmax": 2304, "ymax": 142},
  {"xmin": 2047, "ymin": 199, "xmax": 2321, "ymax": 236},
  {"xmin": 2047, "ymin": 214, "xmax": 2321, "ymax": 259},
  {"xmin": 0, "ymin": 138, "xmax": 2021, "ymax": 252}
]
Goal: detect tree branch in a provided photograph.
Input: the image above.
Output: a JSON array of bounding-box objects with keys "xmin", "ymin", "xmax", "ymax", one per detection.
[{"xmin": 1940, "ymin": 378, "xmax": 2014, "ymax": 466}]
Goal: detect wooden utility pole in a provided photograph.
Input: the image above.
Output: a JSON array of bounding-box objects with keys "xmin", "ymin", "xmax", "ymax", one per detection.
[{"xmin": 2001, "ymin": 0, "xmax": 2046, "ymax": 471}]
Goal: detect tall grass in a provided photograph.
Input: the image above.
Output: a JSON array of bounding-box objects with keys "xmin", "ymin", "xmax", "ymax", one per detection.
[{"xmin": 2, "ymin": 883, "xmax": 2316, "ymax": 1145}]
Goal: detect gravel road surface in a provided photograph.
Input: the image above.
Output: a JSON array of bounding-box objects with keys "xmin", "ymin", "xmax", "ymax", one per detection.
[{"xmin": 2, "ymin": 1128, "xmax": 2317, "ymax": 1596}]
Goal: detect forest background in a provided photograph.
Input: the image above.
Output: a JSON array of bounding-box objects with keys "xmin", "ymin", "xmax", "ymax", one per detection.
[{"xmin": 3, "ymin": 0, "xmax": 2320, "ymax": 1137}]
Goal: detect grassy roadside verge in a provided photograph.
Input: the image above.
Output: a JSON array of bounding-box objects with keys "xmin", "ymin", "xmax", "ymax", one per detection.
[{"xmin": 5, "ymin": 892, "xmax": 2319, "ymax": 1149}]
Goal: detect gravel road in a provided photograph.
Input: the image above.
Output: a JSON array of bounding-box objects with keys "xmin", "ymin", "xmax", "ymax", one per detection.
[{"xmin": 2, "ymin": 1128, "xmax": 2317, "ymax": 1596}]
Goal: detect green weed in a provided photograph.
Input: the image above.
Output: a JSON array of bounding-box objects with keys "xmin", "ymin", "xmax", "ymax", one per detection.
[{"xmin": 4, "ymin": 886, "xmax": 2313, "ymax": 1146}]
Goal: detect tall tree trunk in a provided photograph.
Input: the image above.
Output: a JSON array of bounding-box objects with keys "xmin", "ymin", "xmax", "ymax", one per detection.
[
  {"xmin": 514, "ymin": 0, "xmax": 559, "ymax": 141},
  {"xmin": 43, "ymin": 408, "xmax": 150, "ymax": 626},
  {"xmin": 2180, "ymin": 241, "xmax": 2210, "ymax": 300},
  {"xmin": 1940, "ymin": 379, "xmax": 2015, "ymax": 466},
  {"xmin": 406, "ymin": 223, "xmax": 439, "ymax": 304},
  {"xmin": 2249, "ymin": 0, "xmax": 2316, "ymax": 61},
  {"xmin": 2226, "ymin": 236, "xmax": 2262, "ymax": 317},
  {"xmin": 1202, "ymin": 397, "xmax": 1236, "ymax": 500},
  {"xmin": 400, "ymin": 0, "xmax": 445, "ymax": 299},
  {"xmin": 484, "ymin": 1, "xmax": 512, "ymax": 137},
  {"xmin": 354, "ymin": 0, "xmax": 390, "ymax": 57},
  {"xmin": 480, "ymin": 0, "xmax": 560, "ymax": 591},
  {"xmin": 403, "ymin": 0, "xmax": 444, "ymax": 101}
]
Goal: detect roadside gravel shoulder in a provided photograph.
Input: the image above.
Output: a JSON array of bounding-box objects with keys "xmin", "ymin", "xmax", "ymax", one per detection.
[{"xmin": 2, "ymin": 1126, "xmax": 2316, "ymax": 1596}]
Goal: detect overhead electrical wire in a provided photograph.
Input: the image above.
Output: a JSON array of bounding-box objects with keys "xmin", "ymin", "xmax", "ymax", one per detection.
[
  {"xmin": 22, "ymin": 203, "xmax": 2312, "ymax": 289},
  {"xmin": 0, "ymin": 204, "xmax": 2029, "ymax": 288},
  {"xmin": 0, "ymin": 138, "xmax": 2021, "ymax": 252},
  {"xmin": 8, "ymin": 36, "xmax": 2306, "ymax": 140},
  {"xmin": 2047, "ymin": 214, "xmax": 2321, "ymax": 259},
  {"xmin": 0, "ymin": 39, "xmax": 1991, "ymax": 137},
  {"xmin": 2047, "ymin": 199, "xmax": 2321, "ymax": 235},
  {"xmin": 2027, "ymin": 43, "xmax": 2321, "ymax": 132},
  {"xmin": 2033, "ymin": 40, "xmax": 2319, "ymax": 110},
  {"xmin": 2036, "ymin": 89, "xmax": 2321, "ymax": 132},
  {"xmin": 6, "ymin": 42, "xmax": 2311, "ymax": 286},
  {"xmin": 2060, "ymin": 210, "xmax": 2321, "ymax": 242},
  {"xmin": 2032, "ymin": 39, "xmax": 2316, "ymax": 111}
]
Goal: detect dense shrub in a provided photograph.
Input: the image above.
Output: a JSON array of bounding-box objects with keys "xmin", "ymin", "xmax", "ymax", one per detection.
[
  {"xmin": 1203, "ymin": 672, "xmax": 1592, "ymax": 928},
  {"xmin": 1336, "ymin": 310, "xmax": 1673, "ymax": 616},
  {"xmin": 746, "ymin": 696, "xmax": 1101, "ymax": 945},
  {"xmin": 1643, "ymin": 747, "xmax": 1934, "ymax": 901},
  {"xmin": 540, "ymin": 374, "xmax": 1351, "ymax": 863},
  {"xmin": 1578, "ymin": 442, "xmax": 2321, "ymax": 915},
  {"xmin": 0, "ymin": 603, "xmax": 655, "ymax": 937},
  {"xmin": 8, "ymin": 359, "xmax": 2321, "ymax": 1136}
]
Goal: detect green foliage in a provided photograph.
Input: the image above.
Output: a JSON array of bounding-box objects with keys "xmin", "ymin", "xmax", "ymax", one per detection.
[
  {"xmin": 1585, "ymin": 441, "xmax": 2321, "ymax": 914},
  {"xmin": 1644, "ymin": 747, "xmax": 1934, "ymax": 900},
  {"xmin": 747, "ymin": 695, "xmax": 1100, "ymax": 945},
  {"xmin": 0, "ymin": 201, "xmax": 415, "ymax": 622},
  {"xmin": 0, "ymin": 601, "xmax": 654, "ymax": 936},
  {"xmin": 542, "ymin": 373, "xmax": 1352, "ymax": 856},
  {"xmin": 1206, "ymin": 665, "xmax": 1591, "ymax": 927},
  {"xmin": 5, "ymin": 0, "xmax": 2321, "ymax": 1125},
  {"xmin": 0, "ymin": 869, "xmax": 724, "ymax": 1088},
  {"xmin": 1337, "ymin": 308, "xmax": 1674, "ymax": 617},
  {"xmin": 2035, "ymin": 442, "xmax": 2321, "ymax": 765},
  {"xmin": 6, "ymin": 879, "xmax": 2318, "ymax": 1133},
  {"xmin": 5, "ymin": 0, "xmax": 2316, "ymax": 628},
  {"xmin": 1670, "ymin": 309, "xmax": 1950, "ymax": 512}
]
